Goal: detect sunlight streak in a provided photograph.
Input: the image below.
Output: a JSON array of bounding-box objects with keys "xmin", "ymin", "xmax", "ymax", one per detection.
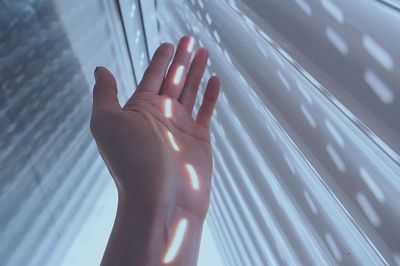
[
  {"xmin": 185, "ymin": 164, "xmax": 200, "ymax": 190},
  {"xmin": 173, "ymin": 65, "xmax": 184, "ymax": 85},
  {"xmin": 167, "ymin": 130, "xmax": 180, "ymax": 151},
  {"xmin": 164, "ymin": 98, "xmax": 172, "ymax": 118},
  {"xmin": 163, "ymin": 218, "xmax": 188, "ymax": 264},
  {"xmin": 187, "ymin": 37, "xmax": 194, "ymax": 52}
]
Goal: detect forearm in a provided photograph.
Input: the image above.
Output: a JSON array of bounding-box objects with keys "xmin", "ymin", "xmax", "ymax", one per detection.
[{"xmin": 101, "ymin": 193, "xmax": 204, "ymax": 266}]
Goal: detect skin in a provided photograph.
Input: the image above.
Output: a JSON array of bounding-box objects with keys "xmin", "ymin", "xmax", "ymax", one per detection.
[{"xmin": 90, "ymin": 36, "xmax": 220, "ymax": 266}]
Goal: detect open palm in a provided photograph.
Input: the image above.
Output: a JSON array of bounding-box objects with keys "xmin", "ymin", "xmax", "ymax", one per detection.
[{"xmin": 90, "ymin": 36, "xmax": 220, "ymax": 221}]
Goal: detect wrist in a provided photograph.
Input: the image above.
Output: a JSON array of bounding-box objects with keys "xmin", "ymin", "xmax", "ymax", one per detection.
[
  {"xmin": 101, "ymin": 197, "xmax": 165, "ymax": 266},
  {"xmin": 101, "ymin": 193, "xmax": 205, "ymax": 266}
]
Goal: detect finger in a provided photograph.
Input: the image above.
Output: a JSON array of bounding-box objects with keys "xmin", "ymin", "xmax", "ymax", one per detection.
[
  {"xmin": 92, "ymin": 66, "xmax": 121, "ymax": 111},
  {"xmin": 135, "ymin": 43, "xmax": 174, "ymax": 94},
  {"xmin": 159, "ymin": 35, "xmax": 194, "ymax": 99},
  {"xmin": 196, "ymin": 76, "xmax": 220, "ymax": 128},
  {"xmin": 179, "ymin": 48, "xmax": 208, "ymax": 113}
]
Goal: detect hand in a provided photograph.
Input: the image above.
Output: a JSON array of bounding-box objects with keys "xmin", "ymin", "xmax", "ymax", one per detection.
[
  {"xmin": 91, "ymin": 35, "xmax": 220, "ymax": 219},
  {"xmin": 90, "ymin": 36, "xmax": 220, "ymax": 265}
]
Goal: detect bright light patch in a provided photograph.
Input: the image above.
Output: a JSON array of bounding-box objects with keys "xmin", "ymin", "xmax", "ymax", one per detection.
[
  {"xmin": 277, "ymin": 70, "xmax": 290, "ymax": 91},
  {"xmin": 364, "ymin": 69, "xmax": 394, "ymax": 104},
  {"xmin": 173, "ymin": 65, "xmax": 184, "ymax": 85},
  {"xmin": 363, "ymin": 34, "xmax": 393, "ymax": 71},
  {"xmin": 164, "ymin": 98, "xmax": 172, "ymax": 118},
  {"xmin": 300, "ymin": 104, "xmax": 316, "ymax": 128},
  {"xmin": 185, "ymin": 164, "xmax": 200, "ymax": 190},
  {"xmin": 325, "ymin": 118, "xmax": 344, "ymax": 148},
  {"xmin": 325, "ymin": 232, "xmax": 342, "ymax": 262},
  {"xmin": 356, "ymin": 192, "xmax": 381, "ymax": 227},
  {"xmin": 163, "ymin": 218, "xmax": 188, "ymax": 264},
  {"xmin": 326, "ymin": 26, "xmax": 348, "ymax": 55},
  {"xmin": 359, "ymin": 167, "xmax": 385, "ymax": 203},
  {"xmin": 326, "ymin": 143, "xmax": 346, "ymax": 172},
  {"xmin": 295, "ymin": 79, "xmax": 312, "ymax": 104},
  {"xmin": 167, "ymin": 131, "xmax": 180, "ymax": 151},
  {"xmin": 205, "ymin": 13, "xmax": 212, "ymax": 25},
  {"xmin": 321, "ymin": 0, "xmax": 344, "ymax": 24},
  {"xmin": 213, "ymin": 30, "xmax": 221, "ymax": 43},
  {"xmin": 187, "ymin": 37, "xmax": 194, "ymax": 52},
  {"xmin": 295, "ymin": 0, "xmax": 312, "ymax": 16},
  {"xmin": 304, "ymin": 190, "xmax": 318, "ymax": 214}
]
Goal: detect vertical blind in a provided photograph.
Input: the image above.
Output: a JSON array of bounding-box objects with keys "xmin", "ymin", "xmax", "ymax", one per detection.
[
  {"xmin": 152, "ymin": 0, "xmax": 400, "ymax": 265},
  {"xmin": 0, "ymin": 0, "xmax": 136, "ymax": 265}
]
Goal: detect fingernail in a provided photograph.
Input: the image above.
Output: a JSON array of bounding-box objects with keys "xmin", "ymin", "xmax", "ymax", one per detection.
[{"xmin": 94, "ymin": 66, "xmax": 99, "ymax": 80}]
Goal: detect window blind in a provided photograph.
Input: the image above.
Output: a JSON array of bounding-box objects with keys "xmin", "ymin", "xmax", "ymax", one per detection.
[
  {"xmin": 151, "ymin": 0, "xmax": 400, "ymax": 265},
  {"xmin": 1, "ymin": 0, "xmax": 399, "ymax": 265},
  {"xmin": 0, "ymin": 0, "xmax": 136, "ymax": 265}
]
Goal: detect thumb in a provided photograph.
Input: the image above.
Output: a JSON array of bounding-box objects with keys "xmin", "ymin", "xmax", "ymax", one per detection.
[{"xmin": 92, "ymin": 66, "xmax": 121, "ymax": 111}]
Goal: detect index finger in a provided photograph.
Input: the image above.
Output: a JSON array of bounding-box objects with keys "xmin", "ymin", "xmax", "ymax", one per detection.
[{"xmin": 135, "ymin": 43, "xmax": 174, "ymax": 94}]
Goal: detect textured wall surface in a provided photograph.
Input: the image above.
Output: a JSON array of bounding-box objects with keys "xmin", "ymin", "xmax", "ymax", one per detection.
[
  {"xmin": 0, "ymin": 0, "xmax": 134, "ymax": 265},
  {"xmin": 0, "ymin": 2, "xmax": 94, "ymax": 265}
]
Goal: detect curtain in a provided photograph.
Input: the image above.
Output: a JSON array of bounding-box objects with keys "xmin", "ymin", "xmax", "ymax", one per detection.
[{"xmin": 153, "ymin": 0, "xmax": 400, "ymax": 265}]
